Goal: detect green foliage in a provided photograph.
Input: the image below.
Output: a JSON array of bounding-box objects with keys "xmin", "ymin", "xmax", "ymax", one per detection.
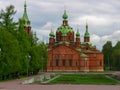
[
  {"xmin": 0, "ymin": 28, "xmax": 21, "ymax": 76},
  {"xmin": 102, "ymin": 41, "xmax": 120, "ymax": 71},
  {"xmin": 0, "ymin": 5, "xmax": 17, "ymax": 31},
  {"xmin": 49, "ymin": 74, "xmax": 119, "ymax": 84},
  {"xmin": 0, "ymin": 5, "xmax": 48, "ymax": 80},
  {"xmin": 111, "ymin": 41, "xmax": 120, "ymax": 70},
  {"xmin": 102, "ymin": 41, "xmax": 113, "ymax": 70}
]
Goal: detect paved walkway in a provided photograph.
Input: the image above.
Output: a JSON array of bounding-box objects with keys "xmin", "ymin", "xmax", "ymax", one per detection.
[{"xmin": 0, "ymin": 72, "xmax": 120, "ymax": 90}]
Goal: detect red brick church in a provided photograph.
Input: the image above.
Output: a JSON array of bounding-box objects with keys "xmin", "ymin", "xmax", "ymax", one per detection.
[{"xmin": 47, "ymin": 10, "xmax": 104, "ymax": 71}]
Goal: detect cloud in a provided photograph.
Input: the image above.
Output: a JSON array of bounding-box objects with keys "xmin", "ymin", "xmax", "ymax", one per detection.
[
  {"xmin": 101, "ymin": 30, "xmax": 120, "ymax": 43},
  {"xmin": 33, "ymin": 28, "xmax": 49, "ymax": 43},
  {"xmin": 91, "ymin": 30, "xmax": 120, "ymax": 50},
  {"xmin": 41, "ymin": 22, "xmax": 53, "ymax": 30},
  {"xmin": 0, "ymin": 0, "xmax": 120, "ymax": 50},
  {"xmin": 70, "ymin": 15, "xmax": 110, "ymax": 26}
]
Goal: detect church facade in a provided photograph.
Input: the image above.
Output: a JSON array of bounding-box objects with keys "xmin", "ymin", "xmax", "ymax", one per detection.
[
  {"xmin": 47, "ymin": 10, "xmax": 104, "ymax": 71},
  {"xmin": 20, "ymin": 1, "xmax": 104, "ymax": 72}
]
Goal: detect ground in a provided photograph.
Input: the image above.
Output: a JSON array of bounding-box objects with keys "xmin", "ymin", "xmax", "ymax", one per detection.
[{"xmin": 0, "ymin": 71, "xmax": 120, "ymax": 90}]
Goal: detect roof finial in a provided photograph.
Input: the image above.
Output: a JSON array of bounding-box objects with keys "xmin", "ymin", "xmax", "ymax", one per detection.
[
  {"xmin": 64, "ymin": 5, "xmax": 66, "ymax": 11},
  {"xmin": 24, "ymin": 0, "xmax": 27, "ymax": 9},
  {"xmin": 76, "ymin": 25, "xmax": 80, "ymax": 38},
  {"xmin": 86, "ymin": 19, "xmax": 88, "ymax": 31},
  {"xmin": 24, "ymin": 0, "xmax": 27, "ymax": 12},
  {"xmin": 84, "ymin": 19, "xmax": 90, "ymax": 37},
  {"xmin": 77, "ymin": 24, "xmax": 79, "ymax": 32},
  {"xmin": 51, "ymin": 24, "xmax": 54, "ymax": 32}
]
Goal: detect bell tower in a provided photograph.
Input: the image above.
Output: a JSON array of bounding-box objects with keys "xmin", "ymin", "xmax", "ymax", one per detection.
[
  {"xmin": 84, "ymin": 22, "xmax": 90, "ymax": 42},
  {"xmin": 19, "ymin": 0, "xmax": 31, "ymax": 35},
  {"xmin": 76, "ymin": 28, "xmax": 80, "ymax": 48}
]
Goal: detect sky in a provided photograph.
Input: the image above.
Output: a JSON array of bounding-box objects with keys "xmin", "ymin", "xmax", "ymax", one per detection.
[{"xmin": 0, "ymin": 0, "xmax": 120, "ymax": 50}]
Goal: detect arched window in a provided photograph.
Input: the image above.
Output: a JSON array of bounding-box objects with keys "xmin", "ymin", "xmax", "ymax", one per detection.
[
  {"xmin": 62, "ymin": 59, "xmax": 65, "ymax": 66},
  {"xmin": 50, "ymin": 61, "xmax": 52, "ymax": 67},
  {"xmin": 69, "ymin": 59, "xmax": 72, "ymax": 66},
  {"xmin": 57, "ymin": 35, "xmax": 60, "ymax": 41},
  {"xmin": 56, "ymin": 59, "xmax": 59, "ymax": 66},
  {"xmin": 68, "ymin": 36, "xmax": 71, "ymax": 41},
  {"xmin": 76, "ymin": 61, "xmax": 77, "ymax": 66},
  {"xmin": 100, "ymin": 60, "xmax": 102, "ymax": 66}
]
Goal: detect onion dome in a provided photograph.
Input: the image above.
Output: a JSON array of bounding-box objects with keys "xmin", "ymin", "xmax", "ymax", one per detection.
[
  {"xmin": 49, "ymin": 30, "xmax": 55, "ymax": 38},
  {"xmin": 57, "ymin": 10, "xmax": 74, "ymax": 36},
  {"xmin": 62, "ymin": 10, "xmax": 68, "ymax": 20},
  {"xmin": 76, "ymin": 29, "xmax": 80, "ymax": 38}
]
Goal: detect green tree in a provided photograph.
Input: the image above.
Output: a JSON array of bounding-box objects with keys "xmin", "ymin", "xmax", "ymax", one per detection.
[
  {"xmin": 0, "ymin": 5, "xmax": 48, "ymax": 80},
  {"xmin": 111, "ymin": 41, "xmax": 120, "ymax": 70},
  {"xmin": 39, "ymin": 42, "xmax": 48, "ymax": 72},
  {"xmin": 0, "ymin": 5, "xmax": 17, "ymax": 32},
  {"xmin": 0, "ymin": 29, "xmax": 21, "ymax": 80},
  {"xmin": 102, "ymin": 41, "xmax": 113, "ymax": 70},
  {"xmin": 0, "ymin": 5, "xmax": 21, "ymax": 80}
]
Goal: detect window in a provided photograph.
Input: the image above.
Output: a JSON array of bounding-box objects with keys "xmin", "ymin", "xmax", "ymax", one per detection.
[
  {"xmin": 84, "ymin": 60, "xmax": 87, "ymax": 66},
  {"xmin": 76, "ymin": 61, "xmax": 77, "ymax": 66},
  {"xmin": 69, "ymin": 59, "xmax": 72, "ymax": 66},
  {"xmin": 68, "ymin": 36, "xmax": 71, "ymax": 40},
  {"xmin": 57, "ymin": 35, "xmax": 61, "ymax": 41},
  {"xmin": 62, "ymin": 59, "xmax": 65, "ymax": 66},
  {"xmin": 56, "ymin": 59, "xmax": 59, "ymax": 66},
  {"xmin": 50, "ymin": 61, "xmax": 52, "ymax": 67},
  {"xmin": 100, "ymin": 60, "xmax": 102, "ymax": 66},
  {"xmin": 86, "ymin": 47, "xmax": 88, "ymax": 50}
]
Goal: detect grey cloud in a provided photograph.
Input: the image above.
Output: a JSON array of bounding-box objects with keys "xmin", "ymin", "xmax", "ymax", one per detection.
[{"xmin": 0, "ymin": 0, "xmax": 120, "ymax": 49}]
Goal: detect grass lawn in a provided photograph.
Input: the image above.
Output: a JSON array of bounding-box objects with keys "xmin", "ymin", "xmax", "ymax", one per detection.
[{"xmin": 48, "ymin": 74, "xmax": 120, "ymax": 85}]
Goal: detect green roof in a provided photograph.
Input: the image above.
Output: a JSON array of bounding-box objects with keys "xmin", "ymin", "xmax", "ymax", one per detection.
[
  {"xmin": 62, "ymin": 10, "xmax": 68, "ymax": 20},
  {"xmin": 80, "ymin": 53, "xmax": 88, "ymax": 57},
  {"xmin": 58, "ymin": 41, "xmax": 70, "ymax": 45},
  {"xmin": 65, "ymin": 41, "xmax": 70, "ymax": 44},
  {"xmin": 58, "ymin": 41, "xmax": 63, "ymax": 44},
  {"xmin": 76, "ymin": 48, "xmax": 81, "ymax": 52},
  {"xmin": 23, "ymin": 12, "xmax": 29, "ymax": 21},
  {"xmin": 84, "ymin": 31, "xmax": 90, "ymax": 37},
  {"xmin": 22, "ymin": 0, "xmax": 30, "ymax": 27},
  {"xmin": 85, "ymin": 50, "xmax": 93, "ymax": 53},
  {"xmin": 62, "ymin": 29, "xmax": 67, "ymax": 36},
  {"xmin": 57, "ymin": 25, "xmax": 74, "ymax": 36}
]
